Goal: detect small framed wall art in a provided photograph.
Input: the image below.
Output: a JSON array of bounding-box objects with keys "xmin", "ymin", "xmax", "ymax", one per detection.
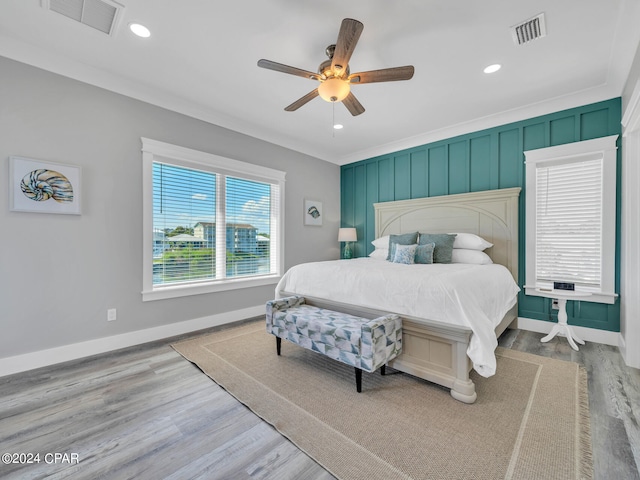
[
  {"xmin": 9, "ymin": 156, "xmax": 82, "ymax": 215},
  {"xmin": 304, "ymin": 199, "xmax": 322, "ymax": 226}
]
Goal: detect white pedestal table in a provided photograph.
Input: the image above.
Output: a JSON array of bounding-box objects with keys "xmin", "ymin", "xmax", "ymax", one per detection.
[{"xmin": 534, "ymin": 289, "xmax": 592, "ymax": 351}]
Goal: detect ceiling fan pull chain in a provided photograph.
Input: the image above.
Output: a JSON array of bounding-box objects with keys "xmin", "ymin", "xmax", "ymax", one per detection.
[{"xmin": 332, "ymin": 102, "xmax": 335, "ymax": 138}]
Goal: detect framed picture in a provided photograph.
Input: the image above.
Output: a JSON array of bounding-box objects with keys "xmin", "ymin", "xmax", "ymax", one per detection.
[
  {"xmin": 304, "ymin": 199, "xmax": 322, "ymax": 226},
  {"xmin": 9, "ymin": 156, "xmax": 82, "ymax": 215}
]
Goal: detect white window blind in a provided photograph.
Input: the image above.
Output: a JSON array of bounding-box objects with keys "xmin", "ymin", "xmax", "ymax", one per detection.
[
  {"xmin": 142, "ymin": 138, "xmax": 285, "ymax": 301},
  {"xmin": 535, "ymin": 159, "xmax": 602, "ymax": 287},
  {"xmin": 225, "ymin": 176, "xmax": 276, "ymax": 278},
  {"xmin": 524, "ymin": 135, "xmax": 618, "ymax": 304},
  {"xmin": 153, "ymin": 162, "xmax": 216, "ymax": 286}
]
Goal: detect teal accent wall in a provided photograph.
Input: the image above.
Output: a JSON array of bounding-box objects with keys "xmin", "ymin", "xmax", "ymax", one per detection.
[{"xmin": 341, "ymin": 98, "xmax": 622, "ymax": 332}]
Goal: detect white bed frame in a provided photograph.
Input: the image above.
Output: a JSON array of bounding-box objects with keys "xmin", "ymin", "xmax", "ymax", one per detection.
[{"xmin": 285, "ymin": 187, "xmax": 521, "ymax": 403}]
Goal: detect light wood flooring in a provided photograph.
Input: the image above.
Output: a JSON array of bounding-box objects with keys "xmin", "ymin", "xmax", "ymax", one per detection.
[{"xmin": 1, "ymin": 320, "xmax": 638, "ymax": 480}]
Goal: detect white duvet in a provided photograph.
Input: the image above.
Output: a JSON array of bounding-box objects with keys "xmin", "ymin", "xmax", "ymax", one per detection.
[{"xmin": 275, "ymin": 258, "xmax": 520, "ymax": 377}]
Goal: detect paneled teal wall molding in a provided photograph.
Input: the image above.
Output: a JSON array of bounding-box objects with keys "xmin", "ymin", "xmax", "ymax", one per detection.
[{"xmin": 341, "ymin": 98, "xmax": 621, "ymax": 332}]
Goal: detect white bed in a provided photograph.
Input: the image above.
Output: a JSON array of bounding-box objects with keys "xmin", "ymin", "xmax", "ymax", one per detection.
[{"xmin": 277, "ymin": 187, "xmax": 521, "ymax": 403}]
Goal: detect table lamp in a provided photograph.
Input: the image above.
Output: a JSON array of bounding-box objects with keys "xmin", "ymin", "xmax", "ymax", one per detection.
[{"xmin": 338, "ymin": 228, "xmax": 357, "ymax": 259}]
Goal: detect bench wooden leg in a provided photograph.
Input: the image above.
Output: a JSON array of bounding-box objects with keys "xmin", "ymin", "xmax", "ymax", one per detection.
[
  {"xmin": 380, "ymin": 365, "xmax": 386, "ymax": 376},
  {"xmin": 276, "ymin": 337, "xmax": 281, "ymax": 356},
  {"xmin": 355, "ymin": 367, "xmax": 362, "ymax": 393}
]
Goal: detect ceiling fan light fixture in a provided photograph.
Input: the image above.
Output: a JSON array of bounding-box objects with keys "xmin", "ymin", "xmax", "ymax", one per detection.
[
  {"xmin": 257, "ymin": 18, "xmax": 412, "ymax": 116},
  {"xmin": 318, "ymin": 78, "xmax": 350, "ymax": 102}
]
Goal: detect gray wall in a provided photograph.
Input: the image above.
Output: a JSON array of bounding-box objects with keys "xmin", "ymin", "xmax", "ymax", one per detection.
[
  {"xmin": 623, "ymin": 41, "xmax": 640, "ymax": 113},
  {"xmin": 620, "ymin": 39, "xmax": 640, "ymax": 365},
  {"xmin": 0, "ymin": 57, "xmax": 340, "ymax": 358}
]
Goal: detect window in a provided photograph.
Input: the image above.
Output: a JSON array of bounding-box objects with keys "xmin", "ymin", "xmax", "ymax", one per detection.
[
  {"xmin": 141, "ymin": 138, "xmax": 285, "ymax": 301},
  {"xmin": 524, "ymin": 135, "xmax": 618, "ymax": 304}
]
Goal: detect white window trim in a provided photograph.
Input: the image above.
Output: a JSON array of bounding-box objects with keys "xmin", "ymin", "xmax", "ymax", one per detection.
[
  {"xmin": 524, "ymin": 135, "xmax": 618, "ymax": 304},
  {"xmin": 141, "ymin": 138, "xmax": 286, "ymax": 302}
]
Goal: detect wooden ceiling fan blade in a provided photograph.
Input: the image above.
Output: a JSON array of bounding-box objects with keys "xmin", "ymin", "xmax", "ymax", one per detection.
[
  {"xmin": 258, "ymin": 59, "xmax": 320, "ymax": 81},
  {"xmin": 331, "ymin": 18, "xmax": 364, "ymax": 75},
  {"xmin": 285, "ymin": 89, "xmax": 319, "ymax": 111},
  {"xmin": 342, "ymin": 92, "xmax": 365, "ymax": 116},
  {"xmin": 349, "ymin": 66, "xmax": 415, "ymax": 84}
]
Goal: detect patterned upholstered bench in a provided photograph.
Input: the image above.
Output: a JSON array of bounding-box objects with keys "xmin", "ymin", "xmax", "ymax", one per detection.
[{"xmin": 266, "ymin": 295, "xmax": 402, "ymax": 392}]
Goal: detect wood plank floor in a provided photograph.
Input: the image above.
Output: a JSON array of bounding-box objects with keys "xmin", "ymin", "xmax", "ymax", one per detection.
[{"xmin": 1, "ymin": 320, "xmax": 638, "ymax": 479}]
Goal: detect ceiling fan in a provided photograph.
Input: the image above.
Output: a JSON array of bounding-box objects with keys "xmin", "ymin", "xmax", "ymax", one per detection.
[{"xmin": 257, "ymin": 18, "xmax": 415, "ymax": 116}]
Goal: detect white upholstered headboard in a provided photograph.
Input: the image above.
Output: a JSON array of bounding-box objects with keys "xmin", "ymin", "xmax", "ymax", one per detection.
[{"xmin": 374, "ymin": 187, "xmax": 521, "ymax": 282}]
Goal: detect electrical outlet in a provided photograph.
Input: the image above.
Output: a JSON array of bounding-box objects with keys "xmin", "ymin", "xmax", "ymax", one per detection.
[
  {"xmin": 551, "ymin": 299, "xmax": 559, "ymax": 310},
  {"xmin": 107, "ymin": 308, "xmax": 117, "ymax": 321}
]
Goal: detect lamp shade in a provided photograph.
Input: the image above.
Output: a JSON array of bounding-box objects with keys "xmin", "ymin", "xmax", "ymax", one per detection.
[
  {"xmin": 318, "ymin": 78, "xmax": 351, "ymax": 102},
  {"xmin": 338, "ymin": 227, "xmax": 357, "ymax": 242}
]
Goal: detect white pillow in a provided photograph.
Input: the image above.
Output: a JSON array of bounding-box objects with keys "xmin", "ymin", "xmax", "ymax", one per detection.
[
  {"xmin": 368, "ymin": 248, "xmax": 388, "ymax": 260},
  {"xmin": 451, "ymin": 233, "xmax": 493, "ymax": 251},
  {"xmin": 371, "ymin": 235, "xmax": 390, "ymax": 249},
  {"xmin": 451, "ymin": 249, "xmax": 493, "ymax": 264}
]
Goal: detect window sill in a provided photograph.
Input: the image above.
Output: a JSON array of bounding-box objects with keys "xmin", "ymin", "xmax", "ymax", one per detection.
[
  {"xmin": 524, "ymin": 286, "xmax": 618, "ymax": 305},
  {"xmin": 142, "ymin": 275, "xmax": 281, "ymax": 302}
]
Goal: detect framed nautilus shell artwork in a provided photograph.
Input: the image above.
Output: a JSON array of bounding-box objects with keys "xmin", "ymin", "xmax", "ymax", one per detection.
[
  {"xmin": 304, "ymin": 199, "xmax": 322, "ymax": 226},
  {"xmin": 9, "ymin": 156, "xmax": 81, "ymax": 215}
]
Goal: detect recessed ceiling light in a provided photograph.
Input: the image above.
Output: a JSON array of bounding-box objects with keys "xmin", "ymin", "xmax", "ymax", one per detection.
[
  {"xmin": 483, "ymin": 64, "xmax": 501, "ymax": 74},
  {"xmin": 129, "ymin": 23, "xmax": 151, "ymax": 38},
  {"xmin": 333, "ymin": 124, "xmax": 344, "ymax": 130}
]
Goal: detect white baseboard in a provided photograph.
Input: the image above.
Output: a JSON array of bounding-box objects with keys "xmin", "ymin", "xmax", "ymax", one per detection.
[
  {"xmin": 516, "ymin": 317, "xmax": 622, "ymax": 347},
  {"xmin": 2, "ymin": 310, "xmax": 624, "ymax": 378},
  {"xmin": 0, "ymin": 305, "xmax": 264, "ymax": 378},
  {"xmin": 617, "ymin": 335, "xmax": 640, "ymax": 369},
  {"xmin": 619, "ymin": 334, "xmax": 628, "ymax": 361}
]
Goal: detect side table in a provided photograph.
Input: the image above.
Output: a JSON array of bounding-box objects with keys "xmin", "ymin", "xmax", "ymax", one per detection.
[{"xmin": 534, "ymin": 288, "xmax": 592, "ymax": 351}]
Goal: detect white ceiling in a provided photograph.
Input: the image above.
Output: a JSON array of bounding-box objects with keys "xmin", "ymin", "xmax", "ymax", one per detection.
[{"xmin": 1, "ymin": 0, "xmax": 639, "ymax": 165}]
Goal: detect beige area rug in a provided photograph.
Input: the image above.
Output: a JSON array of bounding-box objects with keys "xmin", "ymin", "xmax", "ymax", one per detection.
[{"xmin": 172, "ymin": 322, "xmax": 592, "ymax": 480}]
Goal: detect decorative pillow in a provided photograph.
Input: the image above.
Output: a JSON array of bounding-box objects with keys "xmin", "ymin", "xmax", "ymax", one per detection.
[
  {"xmin": 371, "ymin": 235, "xmax": 390, "ymax": 249},
  {"xmin": 451, "ymin": 233, "xmax": 493, "ymax": 251},
  {"xmin": 392, "ymin": 243, "xmax": 417, "ymax": 264},
  {"xmin": 451, "ymin": 249, "xmax": 493, "ymax": 265},
  {"xmin": 386, "ymin": 232, "xmax": 419, "ymax": 261},
  {"xmin": 415, "ymin": 242, "xmax": 435, "ymax": 264},
  {"xmin": 418, "ymin": 233, "xmax": 457, "ymax": 263},
  {"xmin": 368, "ymin": 248, "xmax": 388, "ymax": 260}
]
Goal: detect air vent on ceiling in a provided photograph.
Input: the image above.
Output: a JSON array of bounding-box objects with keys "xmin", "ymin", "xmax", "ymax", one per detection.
[
  {"xmin": 511, "ymin": 13, "xmax": 547, "ymax": 46},
  {"xmin": 43, "ymin": 0, "xmax": 123, "ymax": 36}
]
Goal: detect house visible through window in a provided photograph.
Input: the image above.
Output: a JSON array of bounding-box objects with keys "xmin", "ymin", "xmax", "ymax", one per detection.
[
  {"xmin": 142, "ymin": 138, "xmax": 285, "ymax": 301},
  {"xmin": 153, "ymin": 163, "xmax": 216, "ymax": 285},
  {"xmin": 524, "ymin": 135, "xmax": 618, "ymax": 304}
]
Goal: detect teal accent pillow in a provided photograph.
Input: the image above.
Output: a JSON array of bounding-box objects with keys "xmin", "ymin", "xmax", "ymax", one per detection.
[
  {"xmin": 386, "ymin": 232, "xmax": 419, "ymax": 261},
  {"xmin": 418, "ymin": 233, "xmax": 457, "ymax": 263},
  {"xmin": 415, "ymin": 242, "xmax": 435, "ymax": 264},
  {"xmin": 392, "ymin": 244, "xmax": 417, "ymax": 264}
]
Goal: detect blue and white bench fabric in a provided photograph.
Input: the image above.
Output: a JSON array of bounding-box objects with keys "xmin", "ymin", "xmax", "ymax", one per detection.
[{"xmin": 266, "ymin": 295, "xmax": 402, "ymax": 376}]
